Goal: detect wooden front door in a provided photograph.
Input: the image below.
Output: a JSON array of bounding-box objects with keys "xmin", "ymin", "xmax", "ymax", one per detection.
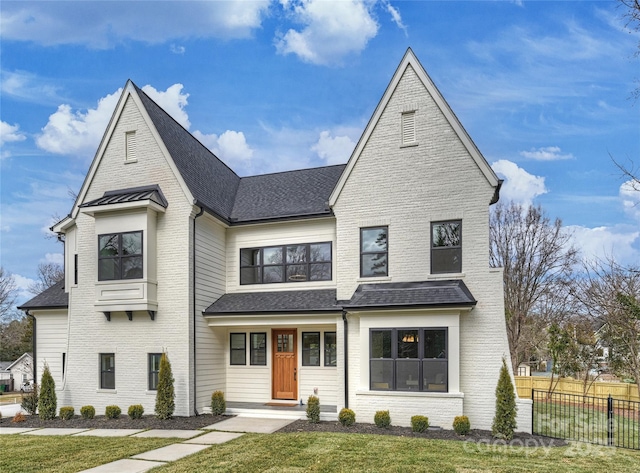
[{"xmin": 272, "ymin": 329, "xmax": 297, "ymax": 400}]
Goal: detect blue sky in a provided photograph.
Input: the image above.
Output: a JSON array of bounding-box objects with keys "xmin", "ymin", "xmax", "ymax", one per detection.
[{"xmin": 1, "ymin": 0, "xmax": 639, "ymax": 304}]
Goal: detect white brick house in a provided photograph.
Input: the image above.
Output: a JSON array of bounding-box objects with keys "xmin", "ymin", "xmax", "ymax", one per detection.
[{"xmin": 20, "ymin": 49, "xmax": 532, "ymax": 432}]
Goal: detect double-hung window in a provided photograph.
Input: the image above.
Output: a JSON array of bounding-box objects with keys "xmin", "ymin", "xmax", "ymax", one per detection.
[
  {"xmin": 148, "ymin": 353, "xmax": 162, "ymax": 390},
  {"xmin": 302, "ymin": 332, "xmax": 320, "ymax": 366},
  {"xmin": 250, "ymin": 333, "xmax": 267, "ymax": 365},
  {"xmin": 230, "ymin": 333, "xmax": 246, "ymax": 365},
  {"xmin": 324, "ymin": 332, "xmax": 337, "ymax": 367},
  {"xmin": 100, "ymin": 353, "xmax": 115, "ymax": 389},
  {"xmin": 98, "ymin": 231, "xmax": 143, "ymax": 280},
  {"xmin": 431, "ymin": 221, "xmax": 461, "ymax": 274},
  {"xmin": 360, "ymin": 227, "xmax": 388, "ymax": 277},
  {"xmin": 370, "ymin": 328, "xmax": 447, "ymax": 392}
]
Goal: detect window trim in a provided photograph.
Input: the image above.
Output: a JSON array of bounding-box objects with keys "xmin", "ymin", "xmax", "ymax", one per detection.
[
  {"xmin": 430, "ymin": 220, "xmax": 462, "ymax": 274},
  {"xmin": 250, "ymin": 332, "xmax": 267, "ymax": 366},
  {"xmin": 148, "ymin": 353, "xmax": 162, "ymax": 391},
  {"xmin": 324, "ymin": 332, "xmax": 337, "ymax": 367},
  {"xmin": 369, "ymin": 328, "xmax": 448, "ymax": 392},
  {"xmin": 239, "ymin": 242, "xmax": 332, "ymax": 285},
  {"xmin": 230, "ymin": 333, "xmax": 247, "ymax": 366},
  {"xmin": 360, "ymin": 226, "xmax": 389, "ymax": 278},
  {"xmin": 302, "ymin": 332, "xmax": 321, "ymax": 367},
  {"xmin": 100, "ymin": 353, "xmax": 115, "ymax": 390},
  {"xmin": 98, "ymin": 230, "xmax": 144, "ymax": 281}
]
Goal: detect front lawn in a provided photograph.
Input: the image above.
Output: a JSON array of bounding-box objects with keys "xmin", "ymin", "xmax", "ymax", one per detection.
[{"xmin": 0, "ymin": 435, "xmax": 178, "ymax": 473}]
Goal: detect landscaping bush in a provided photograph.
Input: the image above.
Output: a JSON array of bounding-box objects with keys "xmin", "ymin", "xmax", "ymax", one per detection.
[
  {"xmin": 21, "ymin": 385, "xmax": 38, "ymax": 415},
  {"xmin": 80, "ymin": 405, "xmax": 95, "ymax": 420},
  {"xmin": 155, "ymin": 353, "xmax": 175, "ymax": 420},
  {"xmin": 411, "ymin": 415, "xmax": 429, "ymax": 433},
  {"xmin": 128, "ymin": 404, "xmax": 144, "ymax": 419},
  {"xmin": 306, "ymin": 395, "xmax": 320, "ymax": 423},
  {"xmin": 338, "ymin": 408, "xmax": 356, "ymax": 427},
  {"xmin": 211, "ymin": 390, "xmax": 226, "ymax": 415},
  {"xmin": 38, "ymin": 363, "xmax": 57, "ymax": 420},
  {"xmin": 453, "ymin": 415, "xmax": 471, "ymax": 435},
  {"xmin": 492, "ymin": 358, "xmax": 517, "ymax": 440},
  {"xmin": 59, "ymin": 406, "xmax": 74, "ymax": 420},
  {"xmin": 105, "ymin": 405, "xmax": 121, "ymax": 419},
  {"xmin": 12, "ymin": 412, "xmax": 26, "ymax": 423},
  {"xmin": 374, "ymin": 410, "xmax": 391, "ymax": 429}
]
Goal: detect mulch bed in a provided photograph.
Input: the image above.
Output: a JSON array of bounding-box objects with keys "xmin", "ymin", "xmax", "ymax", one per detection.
[{"xmin": 1, "ymin": 413, "xmax": 565, "ymax": 447}]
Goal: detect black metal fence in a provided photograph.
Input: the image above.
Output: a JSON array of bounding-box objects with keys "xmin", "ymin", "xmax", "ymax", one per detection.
[{"xmin": 532, "ymin": 389, "xmax": 640, "ymax": 450}]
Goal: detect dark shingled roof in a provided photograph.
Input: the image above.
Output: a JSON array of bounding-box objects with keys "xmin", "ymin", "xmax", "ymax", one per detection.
[
  {"xmin": 18, "ymin": 280, "xmax": 68, "ymax": 310},
  {"xmin": 204, "ymin": 289, "xmax": 341, "ymax": 315},
  {"xmin": 344, "ymin": 280, "xmax": 476, "ymax": 310},
  {"xmin": 230, "ymin": 165, "xmax": 346, "ymax": 223},
  {"xmin": 80, "ymin": 185, "xmax": 168, "ymax": 209},
  {"xmin": 204, "ymin": 280, "xmax": 476, "ymax": 316}
]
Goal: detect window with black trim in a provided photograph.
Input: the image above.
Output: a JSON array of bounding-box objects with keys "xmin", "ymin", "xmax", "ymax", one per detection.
[
  {"xmin": 324, "ymin": 332, "xmax": 337, "ymax": 367},
  {"xmin": 370, "ymin": 328, "xmax": 447, "ymax": 392},
  {"xmin": 360, "ymin": 227, "xmax": 388, "ymax": 277},
  {"xmin": 250, "ymin": 333, "xmax": 267, "ymax": 365},
  {"xmin": 240, "ymin": 242, "xmax": 331, "ymax": 285},
  {"xmin": 98, "ymin": 231, "xmax": 143, "ymax": 280},
  {"xmin": 431, "ymin": 221, "xmax": 461, "ymax": 274},
  {"xmin": 148, "ymin": 353, "xmax": 162, "ymax": 390},
  {"xmin": 100, "ymin": 353, "xmax": 115, "ymax": 389},
  {"xmin": 302, "ymin": 332, "xmax": 320, "ymax": 366},
  {"xmin": 230, "ymin": 333, "xmax": 246, "ymax": 365}
]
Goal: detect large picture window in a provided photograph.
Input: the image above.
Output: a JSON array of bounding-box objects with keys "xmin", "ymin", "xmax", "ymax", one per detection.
[
  {"xmin": 230, "ymin": 333, "xmax": 246, "ymax": 365},
  {"xmin": 431, "ymin": 221, "xmax": 461, "ymax": 274},
  {"xmin": 250, "ymin": 333, "xmax": 267, "ymax": 366},
  {"xmin": 98, "ymin": 231, "xmax": 143, "ymax": 280},
  {"xmin": 361, "ymin": 227, "xmax": 388, "ymax": 277},
  {"xmin": 240, "ymin": 242, "xmax": 331, "ymax": 285},
  {"xmin": 148, "ymin": 353, "xmax": 162, "ymax": 390},
  {"xmin": 100, "ymin": 353, "xmax": 115, "ymax": 389},
  {"xmin": 370, "ymin": 328, "xmax": 447, "ymax": 392}
]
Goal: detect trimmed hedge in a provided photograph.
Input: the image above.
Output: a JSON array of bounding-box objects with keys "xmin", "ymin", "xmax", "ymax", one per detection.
[
  {"xmin": 128, "ymin": 404, "xmax": 144, "ymax": 419},
  {"xmin": 211, "ymin": 391, "xmax": 226, "ymax": 415},
  {"xmin": 411, "ymin": 415, "xmax": 429, "ymax": 433},
  {"xmin": 338, "ymin": 408, "xmax": 356, "ymax": 427},
  {"xmin": 306, "ymin": 395, "xmax": 320, "ymax": 423},
  {"xmin": 374, "ymin": 410, "xmax": 391, "ymax": 429},
  {"xmin": 59, "ymin": 406, "xmax": 74, "ymax": 420},
  {"xmin": 105, "ymin": 405, "xmax": 121, "ymax": 419},
  {"xmin": 453, "ymin": 415, "xmax": 471, "ymax": 435},
  {"xmin": 80, "ymin": 405, "xmax": 95, "ymax": 420}
]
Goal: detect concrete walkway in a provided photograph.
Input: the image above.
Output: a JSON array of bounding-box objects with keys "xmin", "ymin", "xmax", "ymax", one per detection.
[{"xmin": 1, "ymin": 415, "xmax": 295, "ymax": 473}]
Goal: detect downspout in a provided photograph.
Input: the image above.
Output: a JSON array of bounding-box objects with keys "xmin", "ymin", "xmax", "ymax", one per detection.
[
  {"xmin": 193, "ymin": 205, "xmax": 204, "ymax": 415},
  {"xmin": 342, "ymin": 310, "xmax": 348, "ymax": 408},
  {"xmin": 26, "ymin": 311, "xmax": 36, "ymax": 385}
]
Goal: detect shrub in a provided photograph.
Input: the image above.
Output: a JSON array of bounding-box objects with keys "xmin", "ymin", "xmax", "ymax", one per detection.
[
  {"xmin": 306, "ymin": 395, "xmax": 320, "ymax": 423},
  {"xmin": 492, "ymin": 358, "xmax": 517, "ymax": 440},
  {"xmin": 128, "ymin": 404, "xmax": 144, "ymax": 419},
  {"xmin": 105, "ymin": 405, "xmax": 121, "ymax": 419},
  {"xmin": 453, "ymin": 415, "xmax": 471, "ymax": 435},
  {"xmin": 21, "ymin": 385, "xmax": 38, "ymax": 415},
  {"xmin": 38, "ymin": 363, "xmax": 57, "ymax": 420},
  {"xmin": 155, "ymin": 353, "xmax": 175, "ymax": 420},
  {"xmin": 80, "ymin": 405, "xmax": 95, "ymax": 419},
  {"xmin": 12, "ymin": 412, "xmax": 26, "ymax": 423},
  {"xmin": 338, "ymin": 408, "xmax": 356, "ymax": 427},
  {"xmin": 411, "ymin": 415, "xmax": 429, "ymax": 433},
  {"xmin": 211, "ymin": 390, "xmax": 226, "ymax": 415},
  {"xmin": 374, "ymin": 410, "xmax": 391, "ymax": 429},
  {"xmin": 59, "ymin": 406, "xmax": 74, "ymax": 420}
]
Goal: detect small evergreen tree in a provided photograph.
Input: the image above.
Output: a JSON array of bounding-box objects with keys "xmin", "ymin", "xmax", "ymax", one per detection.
[
  {"xmin": 492, "ymin": 358, "xmax": 517, "ymax": 440},
  {"xmin": 38, "ymin": 363, "xmax": 57, "ymax": 420},
  {"xmin": 155, "ymin": 352, "xmax": 175, "ymax": 419}
]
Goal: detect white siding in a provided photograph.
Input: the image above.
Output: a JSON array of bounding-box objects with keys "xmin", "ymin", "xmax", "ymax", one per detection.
[{"xmin": 33, "ymin": 310, "xmax": 68, "ymax": 389}]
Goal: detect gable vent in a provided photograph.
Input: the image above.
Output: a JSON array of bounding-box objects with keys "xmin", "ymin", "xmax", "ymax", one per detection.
[
  {"xmin": 401, "ymin": 111, "xmax": 416, "ymax": 145},
  {"xmin": 125, "ymin": 131, "xmax": 136, "ymax": 162}
]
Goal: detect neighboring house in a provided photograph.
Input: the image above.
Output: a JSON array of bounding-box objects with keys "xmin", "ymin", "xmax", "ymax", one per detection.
[
  {"xmin": 7, "ymin": 352, "xmax": 33, "ymax": 386},
  {"xmin": 0, "ymin": 362, "xmax": 11, "ymax": 388},
  {"xmin": 19, "ymin": 49, "xmax": 532, "ymax": 431}
]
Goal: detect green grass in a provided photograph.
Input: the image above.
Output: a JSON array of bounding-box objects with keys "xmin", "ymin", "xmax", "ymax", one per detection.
[
  {"xmin": 0, "ymin": 435, "xmax": 178, "ymax": 473},
  {"xmin": 151, "ymin": 432, "xmax": 640, "ymax": 473},
  {"xmin": 0, "ymin": 393, "xmax": 23, "ymax": 405}
]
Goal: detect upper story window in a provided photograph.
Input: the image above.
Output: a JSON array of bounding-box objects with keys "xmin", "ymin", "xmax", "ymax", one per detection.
[
  {"xmin": 431, "ymin": 221, "xmax": 461, "ymax": 274},
  {"xmin": 98, "ymin": 231, "xmax": 143, "ymax": 281},
  {"xmin": 240, "ymin": 242, "xmax": 332, "ymax": 285},
  {"xmin": 360, "ymin": 227, "xmax": 388, "ymax": 277}
]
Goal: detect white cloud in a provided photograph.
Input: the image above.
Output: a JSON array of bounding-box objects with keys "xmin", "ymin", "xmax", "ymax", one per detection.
[
  {"xmin": 275, "ymin": 0, "xmax": 379, "ymax": 66},
  {"xmin": 216, "ymin": 130, "xmax": 255, "ymax": 165},
  {"xmin": 44, "ymin": 253, "xmax": 64, "ymax": 265},
  {"xmin": 311, "ymin": 130, "xmax": 354, "ymax": 165},
  {"xmin": 383, "ymin": 0, "xmax": 407, "ymax": 36},
  {"xmin": 141, "ymin": 84, "xmax": 191, "ymax": 129},
  {"xmin": 170, "ymin": 44, "xmax": 186, "ymax": 55},
  {"xmin": 520, "ymin": 146, "xmax": 574, "ymax": 161},
  {"xmin": 0, "ymin": 1, "xmax": 270, "ymax": 48},
  {"xmin": 0, "ymin": 121, "xmax": 26, "ymax": 158},
  {"xmin": 568, "ymin": 224, "xmax": 640, "ymax": 265},
  {"xmin": 12, "ymin": 274, "xmax": 36, "ymax": 302},
  {"xmin": 1, "ymin": 69, "xmax": 65, "ymax": 105},
  {"xmin": 620, "ymin": 180, "xmax": 640, "ymax": 221},
  {"xmin": 491, "ymin": 159, "xmax": 547, "ymax": 206}
]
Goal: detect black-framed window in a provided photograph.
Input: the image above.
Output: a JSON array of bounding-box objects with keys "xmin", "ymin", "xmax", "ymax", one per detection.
[
  {"xmin": 98, "ymin": 231, "xmax": 143, "ymax": 280},
  {"xmin": 240, "ymin": 242, "xmax": 331, "ymax": 285},
  {"xmin": 148, "ymin": 353, "xmax": 162, "ymax": 390},
  {"xmin": 324, "ymin": 332, "xmax": 337, "ymax": 367},
  {"xmin": 302, "ymin": 332, "xmax": 320, "ymax": 366},
  {"xmin": 431, "ymin": 221, "xmax": 461, "ymax": 274},
  {"xmin": 370, "ymin": 328, "xmax": 447, "ymax": 392},
  {"xmin": 360, "ymin": 227, "xmax": 388, "ymax": 277},
  {"xmin": 230, "ymin": 333, "xmax": 246, "ymax": 365},
  {"xmin": 250, "ymin": 333, "xmax": 267, "ymax": 365},
  {"xmin": 100, "ymin": 353, "xmax": 115, "ymax": 389}
]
